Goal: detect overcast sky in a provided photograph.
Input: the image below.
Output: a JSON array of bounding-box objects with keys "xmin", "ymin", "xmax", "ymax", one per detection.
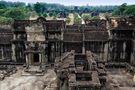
[{"xmin": 5, "ymin": 0, "xmax": 135, "ymax": 6}]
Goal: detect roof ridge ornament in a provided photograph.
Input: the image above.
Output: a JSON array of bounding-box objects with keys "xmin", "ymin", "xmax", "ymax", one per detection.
[{"xmin": 37, "ymin": 17, "xmax": 46, "ymax": 23}]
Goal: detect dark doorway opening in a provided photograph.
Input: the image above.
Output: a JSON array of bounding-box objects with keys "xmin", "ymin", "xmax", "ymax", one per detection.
[{"xmin": 33, "ymin": 53, "xmax": 39, "ymax": 63}]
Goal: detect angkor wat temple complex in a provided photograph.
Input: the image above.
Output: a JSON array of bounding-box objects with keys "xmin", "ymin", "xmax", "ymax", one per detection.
[{"xmin": 0, "ymin": 16, "xmax": 135, "ymax": 90}]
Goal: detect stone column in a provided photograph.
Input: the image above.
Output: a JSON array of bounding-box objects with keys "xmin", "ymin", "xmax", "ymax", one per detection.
[
  {"xmin": 30, "ymin": 53, "xmax": 33, "ymax": 65},
  {"xmin": 41, "ymin": 53, "xmax": 44, "ymax": 64},
  {"xmin": 104, "ymin": 42, "xmax": 108, "ymax": 61},
  {"xmin": 82, "ymin": 44, "xmax": 85, "ymax": 54},
  {"xmin": 26, "ymin": 54, "xmax": 29, "ymax": 66},
  {"xmin": 51, "ymin": 44, "xmax": 55, "ymax": 63},
  {"xmin": 12, "ymin": 34, "xmax": 16, "ymax": 61},
  {"xmin": 39, "ymin": 53, "xmax": 42, "ymax": 64},
  {"xmin": 12, "ymin": 44, "xmax": 16, "ymax": 62},
  {"xmin": 82, "ymin": 30, "xmax": 85, "ymax": 54},
  {"xmin": 1, "ymin": 47, "xmax": 4, "ymax": 60}
]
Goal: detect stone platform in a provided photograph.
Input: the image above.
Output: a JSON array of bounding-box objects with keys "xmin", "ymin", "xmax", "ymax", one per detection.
[{"xmin": 21, "ymin": 65, "xmax": 45, "ymax": 76}]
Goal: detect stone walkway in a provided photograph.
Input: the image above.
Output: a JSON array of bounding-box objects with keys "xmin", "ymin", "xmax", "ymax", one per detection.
[
  {"xmin": 0, "ymin": 67, "xmax": 57, "ymax": 90},
  {"xmin": 106, "ymin": 68, "xmax": 135, "ymax": 90}
]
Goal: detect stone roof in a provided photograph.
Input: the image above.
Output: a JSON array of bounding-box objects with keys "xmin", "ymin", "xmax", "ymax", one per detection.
[
  {"xmin": 0, "ymin": 28, "xmax": 12, "ymax": 33},
  {"xmin": 64, "ymin": 29, "xmax": 82, "ymax": 33},
  {"xmin": 66, "ymin": 25, "xmax": 82, "ymax": 31},
  {"xmin": 43, "ymin": 21, "xmax": 64, "ymax": 31},
  {"xmin": 13, "ymin": 20, "xmax": 30, "ymax": 31},
  {"xmin": 0, "ymin": 28, "xmax": 13, "ymax": 44},
  {"xmin": 84, "ymin": 26, "xmax": 107, "ymax": 31},
  {"xmin": 84, "ymin": 31, "xmax": 109, "ymax": 41},
  {"xmin": 64, "ymin": 33, "xmax": 83, "ymax": 42},
  {"xmin": 113, "ymin": 19, "xmax": 134, "ymax": 30},
  {"xmin": 13, "ymin": 17, "xmax": 65, "ymax": 32},
  {"xmin": 110, "ymin": 17, "xmax": 135, "ymax": 31},
  {"xmin": 0, "ymin": 35, "xmax": 12, "ymax": 44},
  {"xmin": 85, "ymin": 20, "xmax": 106, "ymax": 29}
]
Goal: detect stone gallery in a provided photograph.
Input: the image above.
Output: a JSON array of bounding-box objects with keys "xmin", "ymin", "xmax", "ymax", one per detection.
[{"xmin": 0, "ymin": 16, "xmax": 135, "ymax": 90}]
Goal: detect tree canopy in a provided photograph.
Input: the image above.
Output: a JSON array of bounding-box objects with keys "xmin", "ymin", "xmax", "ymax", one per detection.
[
  {"xmin": 113, "ymin": 3, "xmax": 135, "ymax": 16},
  {"xmin": 74, "ymin": 13, "xmax": 82, "ymax": 24},
  {"xmin": 0, "ymin": 1, "xmax": 134, "ymax": 24},
  {"xmin": 4, "ymin": 7, "xmax": 29, "ymax": 20}
]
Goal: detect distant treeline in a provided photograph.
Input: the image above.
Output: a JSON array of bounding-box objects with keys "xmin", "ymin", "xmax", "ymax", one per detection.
[
  {"xmin": 0, "ymin": 1, "xmax": 134, "ymax": 24},
  {"xmin": 0, "ymin": 1, "xmax": 117, "ymax": 13},
  {"xmin": 113, "ymin": 3, "xmax": 135, "ymax": 16}
]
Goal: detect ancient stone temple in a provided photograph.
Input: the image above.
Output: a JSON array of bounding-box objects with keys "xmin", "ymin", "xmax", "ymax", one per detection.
[
  {"xmin": 108, "ymin": 17, "xmax": 135, "ymax": 64},
  {"xmin": 0, "ymin": 27, "xmax": 12, "ymax": 61},
  {"xmin": 0, "ymin": 16, "xmax": 135, "ymax": 90},
  {"xmin": 55, "ymin": 50, "xmax": 102, "ymax": 90},
  {"xmin": 64, "ymin": 20, "xmax": 109, "ymax": 61},
  {"xmin": 11, "ymin": 17, "xmax": 64, "ymax": 66},
  {"xmin": 0, "ymin": 17, "xmax": 134, "ymax": 66}
]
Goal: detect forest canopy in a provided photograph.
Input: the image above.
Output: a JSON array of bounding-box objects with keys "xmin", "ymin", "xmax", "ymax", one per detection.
[
  {"xmin": 0, "ymin": 1, "xmax": 134, "ymax": 24},
  {"xmin": 113, "ymin": 3, "xmax": 135, "ymax": 16}
]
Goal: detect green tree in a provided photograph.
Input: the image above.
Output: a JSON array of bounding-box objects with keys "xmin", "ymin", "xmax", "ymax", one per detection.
[
  {"xmin": 82, "ymin": 14, "xmax": 91, "ymax": 21},
  {"xmin": 4, "ymin": 7, "xmax": 28, "ymax": 20},
  {"xmin": 14, "ymin": 2, "xmax": 25, "ymax": 7},
  {"xmin": 74, "ymin": 17, "xmax": 81, "ymax": 24},
  {"xmin": 119, "ymin": 3, "xmax": 127, "ymax": 15},
  {"xmin": 124, "ymin": 5, "xmax": 135, "ymax": 16},
  {"xmin": 91, "ymin": 16, "xmax": 100, "ymax": 20},
  {"xmin": 66, "ymin": 16, "xmax": 71, "ymax": 24},
  {"xmin": 113, "ymin": 3, "xmax": 127, "ymax": 16},
  {"xmin": 49, "ymin": 12, "xmax": 53, "ymax": 17},
  {"xmin": 0, "ymin": 16, "xmax": 13, "ymax": 24},
  {"xmin": 74, "ymin": 13, "xmax": 81, "ymax": 24},
  {"xmin": 0, "ymin": 9, "xmax": 8, "ymax": 16},
  {"xmin": 49, "ymin": 12, "xmax": 57, "ymax": 17},
  {"xmin": 26, "ymin": 3, "xmax": 33, "ymax": 11},
  {"xmin": 0, "ymin": 1, "xmax": 7, "ymax": 9},
  {"xmin": 43, "ymin": 13, "xmax": 48, "ymax": 18},
  {"xmin": 112, "ymin": 3, "xmax": 135, "ymax": 16},
  {"xmin": 34, "ymin": 2, "xmax": 46, "ymax": 15}
]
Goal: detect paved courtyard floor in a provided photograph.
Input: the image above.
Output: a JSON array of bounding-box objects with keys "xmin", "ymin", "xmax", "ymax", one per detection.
[{"xmin": 0, "ymin": 67, "xmax": 57, "ymax": 90}]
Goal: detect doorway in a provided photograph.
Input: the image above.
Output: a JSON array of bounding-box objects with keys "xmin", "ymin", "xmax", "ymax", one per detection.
[{"xmin": 33, "ymin": 53, "xmax": 39, "ymax": 63}]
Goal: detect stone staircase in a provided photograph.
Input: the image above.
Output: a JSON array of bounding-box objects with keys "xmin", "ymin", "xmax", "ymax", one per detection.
[{"xmin": 22, "ymin": 65, "xmax": 45, "ymax": 76}]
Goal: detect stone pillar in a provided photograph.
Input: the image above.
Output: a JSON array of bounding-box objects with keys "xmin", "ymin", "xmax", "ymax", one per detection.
[
  {"xmin": 82, "ymin": 30, "xmax": 85, "ymax": 54},
  {"xmin": 13, "ymin": 34, "xmax": 16, "ymax": 40},
  {"xmin": 104, "ymin": 42, "xmax": 108, "ymax": 61},
  {"xmin": 26, "ymin": 54, "xmax": 29, "ymax": 66},
  {"xmin": 82, "ymin": 41, "xmax": 85, "ymax": 54},
  {"xmin": 12, "ymin": 34, "xmax": 16, "ymax": 61},
  {"xmin": 39, "ymin": 53, "xmax": 42, "ymax": 64},
  {"xmin": 1, "ymin": 47, "xmax": 4, "ymax": 59},
  {"xmin": 51, "ymin": 44, "xmax": 55, "ymax": 63},
  {"xmin": 42, "ymin": 51, "xmax": 45, "ymax": 64},
  {"xmin": 82, "ymin": 45, "xmax": 85, "ymax": 54},
  {"xmin": 30, "ymin": 53, "xmax": 33, "ymax": 65},
  {"xmin": 12, "ymin": 44, "xmax": 16, "ymax": 61}
]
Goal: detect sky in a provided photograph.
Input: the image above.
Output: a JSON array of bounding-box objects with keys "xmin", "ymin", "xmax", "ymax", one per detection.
[{"xmin": 5, "ymin": 0, "xmax": 135, "ymax": 6}]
